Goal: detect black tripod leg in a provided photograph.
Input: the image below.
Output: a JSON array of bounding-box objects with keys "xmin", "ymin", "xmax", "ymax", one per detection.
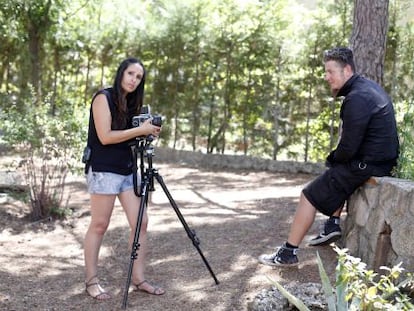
[
  {"xmin": 154, "ymin": 173, "xmax": 220, "ymax": 285},
  {"xmin": 121, "ymin": 180, "xmax": 150, "ymax": 309}
]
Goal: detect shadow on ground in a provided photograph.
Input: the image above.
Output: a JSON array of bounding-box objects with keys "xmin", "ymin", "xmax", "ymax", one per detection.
[{"xmin": 0, "ymin": 162, "xmax": 337, "ymax": 311}]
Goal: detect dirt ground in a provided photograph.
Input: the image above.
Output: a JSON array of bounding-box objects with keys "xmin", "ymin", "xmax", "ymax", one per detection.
[{"xmin": 0, "ymin": 158, "xmax": 338, "ymax": 311}]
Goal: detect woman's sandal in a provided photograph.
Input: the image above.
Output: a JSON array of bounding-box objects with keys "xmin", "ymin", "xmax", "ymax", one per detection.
[
  {"xmin": 85, "ymin": 276, "xmax": 112, "ymax": 300},
  {"xmin": 134, "ymin": 280, "xmax": 165, "ymax": 295}
]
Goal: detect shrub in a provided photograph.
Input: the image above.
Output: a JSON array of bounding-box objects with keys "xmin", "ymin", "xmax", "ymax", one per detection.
[
  {"xmin": 268, "ymin": 246, "xmax": 414, "ymax": 310},
  {"xmin": 1, "ymin": 90, "xmax": 86, "ymax": 220}
]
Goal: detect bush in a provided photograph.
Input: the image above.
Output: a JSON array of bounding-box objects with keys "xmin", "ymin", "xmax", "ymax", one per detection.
[
  {"xmin": 1, "ymin": 90, "xmax": 87, "ymax": 220},
  {"xmin": 269, "ymin": 246, "xmax": 414, "ymax": 310}
]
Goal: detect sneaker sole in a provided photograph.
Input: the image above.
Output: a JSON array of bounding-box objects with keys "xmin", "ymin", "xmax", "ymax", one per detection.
[
  {"xmin": 308, "ymin": 231, "xmax": 342, "ymax": 246},
  {"xmin": 257, "ymin": 256, "xmax": 299, "ymax": 267}
]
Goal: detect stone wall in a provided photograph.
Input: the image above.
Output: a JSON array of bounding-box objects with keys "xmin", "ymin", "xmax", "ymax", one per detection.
[{"xmin": 344, "ymin": 177, "xmax": 414, "ymax": 272}]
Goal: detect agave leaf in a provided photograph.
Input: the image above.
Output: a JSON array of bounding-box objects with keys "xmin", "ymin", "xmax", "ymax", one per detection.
[
  {"xmin": 266, "ymin": 276, "xmax": 311, "ymax": 311},
  {"xmin": 316, "ymin": 251, "xmax": 336, "ymax": 311},
  {"xmin": 334, "ymin": 250, "xmax": 348, "ymax": 311},
  {"xmin": 336, "ymin": 281, "xmax": 348, "ymax": 311}
]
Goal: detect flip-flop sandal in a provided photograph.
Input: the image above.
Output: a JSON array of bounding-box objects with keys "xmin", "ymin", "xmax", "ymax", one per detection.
[
  {"xmin": 85, "ymin": 276, "xmax": 112, "ymax": 300},
  {"xmin": 134, "ymin": 280, "xmax": 165, "ymax": 295}
]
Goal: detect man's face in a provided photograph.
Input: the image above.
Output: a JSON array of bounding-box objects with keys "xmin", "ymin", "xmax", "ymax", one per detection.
[{"xmin": 324, "ymin": 60, "xmax": 352, "ymax": 96}]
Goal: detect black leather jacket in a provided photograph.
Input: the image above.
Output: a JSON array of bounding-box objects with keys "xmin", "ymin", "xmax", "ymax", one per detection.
[{"xmin": 329, "ymin": 74, "xmax": 399, "ymax": 164}]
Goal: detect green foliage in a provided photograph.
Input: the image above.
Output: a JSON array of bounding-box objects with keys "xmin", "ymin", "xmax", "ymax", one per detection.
[
  {"xmin": 334, "ymin": 247, "xmax": 414, "ymax": 310},
  {"xmin": 1, "ymin": 0, "xmax": 414, "ymax": 176},
  {"xmin": 299, "ymin": 99, "xmax": 341, "ymax": 162},
  {"xmin": 1, "ymin": 89, "xmax": 86, "ymax": 220},
  {"xmin": 268, "ymin": 247, "xmax": 414, "ymax": 310},
  {"xmin": 394, "ymin": 100, "xmax": 414, "ymax": 179},
  {"xmin": 384, "ymin": 2, "xmax": 414, "ymax": 180}
]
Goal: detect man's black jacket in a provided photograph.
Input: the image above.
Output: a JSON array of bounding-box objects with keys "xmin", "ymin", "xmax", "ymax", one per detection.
[{"xmin": 329, "ymin": 74, "xmax": 399, "ymax": 164}]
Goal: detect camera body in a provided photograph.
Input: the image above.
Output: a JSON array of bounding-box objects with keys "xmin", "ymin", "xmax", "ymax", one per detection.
[
  {"xmin": 132, "ymin": 113, "xmax": 162, "ymax": 128},
  {"xmin": 131, "ymin": 106, "xmax": 162, "ymax": 130}
]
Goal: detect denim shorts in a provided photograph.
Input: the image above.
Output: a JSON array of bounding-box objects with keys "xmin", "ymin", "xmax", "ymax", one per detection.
[{"xmin": 86, "ymin": 168, "xmax": 137, "ymax": 195}]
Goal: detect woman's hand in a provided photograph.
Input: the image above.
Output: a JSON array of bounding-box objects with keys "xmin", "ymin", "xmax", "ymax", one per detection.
[{"xmin": 140, "ymin": 118, "xmax": 161, "ymax": 137}]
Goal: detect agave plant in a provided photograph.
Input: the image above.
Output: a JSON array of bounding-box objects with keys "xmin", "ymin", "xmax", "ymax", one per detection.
[{"xmin": 267, "ymin": 246, "xmax": 414, "ymax": 310}]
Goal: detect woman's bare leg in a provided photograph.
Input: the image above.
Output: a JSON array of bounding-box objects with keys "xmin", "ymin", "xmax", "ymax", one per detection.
[
  {"xmin": 119, "ymin": 189, "xmax": 164, "ymax": 294},
  {"xmin": 84, "ymin": 194, "xmax": 115, "ymax": 299}
]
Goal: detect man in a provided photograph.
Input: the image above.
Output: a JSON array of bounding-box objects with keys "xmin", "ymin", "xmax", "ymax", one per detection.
[{"xmin": 258, "ymin": 47, "xmax": 399, "ymax": 266}]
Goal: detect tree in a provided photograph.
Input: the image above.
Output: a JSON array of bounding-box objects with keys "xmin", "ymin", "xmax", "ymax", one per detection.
[
  {"xmin": 350, "ymin": 0, "xmax": 389, "ymax": 84},
  {"xmin": 2, "ymin": 0, "xmax": 414, "ymax": 167},
  {"xmin": 294, "ymin": 0, "xmax": 353, "ymax": 162}
]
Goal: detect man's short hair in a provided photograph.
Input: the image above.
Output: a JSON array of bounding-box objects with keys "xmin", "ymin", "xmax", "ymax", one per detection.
[{"xmin": 323, "ymin": 47, "xmax": 356, "ymax": 72}]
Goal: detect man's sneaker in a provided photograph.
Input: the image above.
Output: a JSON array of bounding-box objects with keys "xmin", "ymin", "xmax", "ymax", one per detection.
[
  {"xmin": 258, "ymin": 243, "xmax": 299, "ymax": 267},
  {"xmin": 308, "ymin": 217, "xmax": 342, "ymax": 246}
]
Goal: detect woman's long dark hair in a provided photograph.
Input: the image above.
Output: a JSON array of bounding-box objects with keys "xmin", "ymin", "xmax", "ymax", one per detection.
[{"xmin": 112, "ymin": 57, "xmax": 146, "ymax": 129}]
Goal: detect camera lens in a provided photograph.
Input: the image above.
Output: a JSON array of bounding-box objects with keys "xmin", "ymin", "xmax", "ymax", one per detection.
[
  {"xmin": 152, "ymin": 116, "xmax": 162, "ymax": 127},
  {"xmin": 132, "ymin": 119, "xmax": 139, "ymax": 127}
]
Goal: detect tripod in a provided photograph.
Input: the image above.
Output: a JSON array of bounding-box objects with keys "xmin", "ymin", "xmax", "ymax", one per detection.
[{"xmin": 122, "ymin": 137, "xmax": 219, "ymax": 309}]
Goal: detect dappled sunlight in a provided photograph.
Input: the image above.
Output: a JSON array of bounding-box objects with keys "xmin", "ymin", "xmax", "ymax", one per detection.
[
  {"xmin": 234, "ymin": 213, "xmax": 264, "ymax": 220},
  {"xmin": 0, "ymin": 161, "xmax": 327, "ymax": 310},
  {"xmin": 151, "ymin": 189, "xmax": 207, "ymax": 204},
  {"xmin": 198, "ymin": 186, "xmax": 301, "ymax": 203},
  {"xmin": 0, "ymin": 251, "xmax": 84, "ymax": 276},
  {"xmin": 229, "ymin": 253, "xmax": 253, "ymax": 272},
  {"xmin": 166, "ymin": 279, "xmax": 225, "ymax": 307},
  {"xmin": 149, "ymin": 217, "xmax": 192, "ymax": 232},
  {"xmin": 148, "ymin": 206, "xmax": 271, "ymax": 232},
  {"xmin": 0, "ymin": 227, "xmax": 85, "ymax": 278},
  {"xmin": 254, "ymin": 273, "xmax": 284, "ymax": 288},
  {"xmin": 150, "ymin": 185, "xmax": 302, "ymax": 207},
  {"xmin": 150, "ymin": 253, "xmax": 189, "ymax": 266}
]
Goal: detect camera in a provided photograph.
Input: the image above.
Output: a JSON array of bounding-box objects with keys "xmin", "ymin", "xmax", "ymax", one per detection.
[
  {"xmin": 132, "ymin": 106, "xmax": 162, "ymax": 128},
  {"xmin": 132, "ymin": 114, "xmax": 162, "ymax": 127}
]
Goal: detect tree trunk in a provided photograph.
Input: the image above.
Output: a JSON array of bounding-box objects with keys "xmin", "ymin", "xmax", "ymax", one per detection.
[
  {"xmin": 272, "ymin": 105, "xmax": 280, "ymax": 161},
  {"xmin": 28, "ymin": 24, "xmax": 42, "ymax": 101},
  {"xmin": 350, "ymin": 0, "xmax": 389, "ymax": 84},
  {"xmin": 272, "ymin": 47, "xmax": 282, "ymax": 161}
]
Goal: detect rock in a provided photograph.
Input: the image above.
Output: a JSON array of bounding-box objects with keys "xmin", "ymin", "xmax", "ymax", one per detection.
[
  {"xmin": 345, "ymin": 177, "xmax": 414, "ymax": 272},
  {"xmin": 248, "ymin": 282, "xmax": 327, "ymax": 311},
  {"xmin": 0, "ymin": 170, "xmax": 27, "ymax": 191}
]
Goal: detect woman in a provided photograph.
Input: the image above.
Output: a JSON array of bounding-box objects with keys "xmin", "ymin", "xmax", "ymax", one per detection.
[{"xmin": 83, "ymin": 58, "xmax": 164, "ymax": 300}]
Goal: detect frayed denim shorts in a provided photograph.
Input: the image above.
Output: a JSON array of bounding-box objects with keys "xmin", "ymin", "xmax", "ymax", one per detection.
[{"xmin": 86, "ymin": 168, "xmax": 136, "ymax": 195}]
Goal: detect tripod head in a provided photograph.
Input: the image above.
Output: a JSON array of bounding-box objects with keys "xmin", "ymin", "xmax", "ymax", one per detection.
[{"xmin": 130, "ymin": 136, "xmax": 157, "ymax": 197}]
